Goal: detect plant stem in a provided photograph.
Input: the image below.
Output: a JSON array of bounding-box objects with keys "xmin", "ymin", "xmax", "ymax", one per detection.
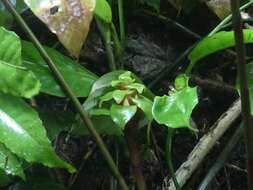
[
  {"xmin": 118, "ymin": 0, "xmax": 125, "ymax": 47},
  {"xmin": 166, "ymin": 128, "xmax": 181, "ymax": 190},
  {"xmin": 124, "ymin": 111, "xmax": 147, "ymax": 190},
  {"xmin": 230, "ymin": 0, "xmax": 253, "ymax": 189},
  {"xmin": 110, "ymin": 23, "xmax": 123, "ymax": 62},
  {"xmin": 96, "ymin": 18, "xmax": 117, "ymax": 71},
  {"xmin": 208, "ymin": 1, "xmax": 253, "ymax": 36},
  {"xmin": 1, "ymin": 1, "xmax": 128, "ymax": 189}
]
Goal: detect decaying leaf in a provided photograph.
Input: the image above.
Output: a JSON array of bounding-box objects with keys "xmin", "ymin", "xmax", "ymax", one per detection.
[
  {"xmin": 206, "ymin": 0, "xmax": 231, "ymax": 19},
  {"xmin": 24, "ymin": 0, "xmax": 96, "ymax": 57}
]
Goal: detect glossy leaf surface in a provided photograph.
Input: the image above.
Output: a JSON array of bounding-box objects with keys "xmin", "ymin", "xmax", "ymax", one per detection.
[
  {"xmin": 0, "ymin": 28, "xmax": 40, "ymax": 97},
  {"xmin": 188, "ymin": 30, "xmax": 253, "ymax": 71},
  {"xmin": 0, "ymin": 144, "xmax": 25, "ymax": 179},
  {"xmin": 94, "ymin": 0, "xmax": 112, "ymax": 23},
  {"xmin": 110, "ymin": 104, "xmax": 137, "ymax": 128},
  {"xmin": 0, "ymin": 62, "xmax": 40, "ymax": 98},
  {"xmin": 132, "ymin": 95, "xmax": 153, "ymax": 120},
  {"xmin": 152, "ymin": 86, "xmax": 198, "ymax": 129},
  {"xmin": 24, "ymin": 0, "xmax": 96, "ymax": 57},
  {"xmin": 22, "ymin": 41, "xmax": 97, "ymax": 97},
  {"xmin": 0, "ymin": 27, "xmax": 21, "ymax": 65},
  {"xmin": 0, "ymin": 93, "xmax": 75, "ymax": 173}
]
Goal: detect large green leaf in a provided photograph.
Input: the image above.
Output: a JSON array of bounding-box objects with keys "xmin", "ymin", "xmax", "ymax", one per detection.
[
  {"xmin": 0, "ymin": 61, "xmax": 40, "ymax": 98},
  {"xmin": 110, "ymin": 104, "xmax": 137, "ymax": 129},
  {"xmin": 0, "ymin": 27, "xmax": 21, "ymax": 65},
  {"xmin": 188, "ymin": 29, "xmax": 253, "ymax": 72},
  {"xmin": 71, "ymin": 115, "xmax": 122, "ymax": 136},
  {"xmin": 22, "ymin": 41, "xmax": 98, "ymax": 97},
  {"xmin": 0, "ymin": 144, "xmax": 24, "ymax": 179},
  {"xmin": 152, "ymin": 87, "xmax": 198, "ymax": 130},
  {"xmin": 0, "ymin": 93, "xmax": 75, "ymax": 173},
  {"xmin": 94, "ymin": 0, "xmax": 112, "ymax": 23},
  {"xmin": 132, "ymin": 95, "xmax": 153, "ymax": 120},
  {"xmin": 0, "ymin": 28, "xmax": 40, "ymax": 98}
]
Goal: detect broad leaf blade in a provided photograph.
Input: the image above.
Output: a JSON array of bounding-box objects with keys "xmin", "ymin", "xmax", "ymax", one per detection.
[
  {"xmin": 188, "ymin": 29, "xmax": 253, "ymax": 70},
  {"xmin": 0, "ymin": 143, "xmax": 25, "ymax": 179},
  {"xmin": 132, "ymin": 95, "xmax": 153, "ymax": 120},
  {"xmin": 0, "ymin": 27, "xmax": 21, "ymax": 65},
  {"xmin": 152, "ymin": 87, "xmax": 198, "ymax": 130},
  {"xmin": 0, "ymin": 93, "xmax": 75, "ymax": 173},
  {"xmin": 24, "ymin": 0, "xmax": 95, "ymax": 57},
  {"xmin": 94, "ymin": 0, "xmax": 112, "ymax": 23},
  {"xmin": 22, "ymin": 41, "xmax": 97, "ymax": 97},
  {"xmin": 0, "ymin": 61, "xmax": 40, "ymax": 98},
  {"xmin": 110, "ymin": 104, "xmax": 137, "ymax": 129}
]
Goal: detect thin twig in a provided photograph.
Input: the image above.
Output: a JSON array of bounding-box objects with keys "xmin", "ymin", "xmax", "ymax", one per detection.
[
  {"xmin": 1, "ymin": 1, "xmax": 128, "ymax": 189},
  {"xmin": 197, "ymin": 123, "xmax": 243, "ymax": 190},
  {"xmin": 230, "ymin": 0, "xmax": 253, "ymax": 189},
  {"xmin": 164, "ymin": 99, "xmax": 241, "ymax": 189}
]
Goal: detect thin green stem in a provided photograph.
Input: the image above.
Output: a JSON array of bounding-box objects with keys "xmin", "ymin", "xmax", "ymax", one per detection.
[
  {"xmin": 230, "ymin": 0, "xmax": 253, "ymax": 189},
  {"xmin": 1, "ymin": 1, "xmax": 128, "ymax": 189},
  {"xmin": 146, "ymin": 122, "xmax": 152, "ymax": 147},
  {"xmin": 166, "ymin": 128, "xmax": 181, "ymax": 190},
  {"xmin": 118, "ymin": 0, "xmax": 125, "ymax": 47},
  {"xmin": 96, "ymin": 17, "xmax": 117, "ymax": 71},
  {"xmin": 208, "ymin": 1, "xmax": 253, "ymax": 36},
  {"xmin": 110, "ymin": 23, "xmax": 123, "ymax": 62}
]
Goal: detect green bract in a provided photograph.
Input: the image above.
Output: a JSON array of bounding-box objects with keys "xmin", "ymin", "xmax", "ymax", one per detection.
[
  {"xmin": 152, "ymin": 76, "xmax": 198, "ymax": 130},
  {"xmin": 71, "ymin": 71, "xmax": 154, "ymax": 136}
]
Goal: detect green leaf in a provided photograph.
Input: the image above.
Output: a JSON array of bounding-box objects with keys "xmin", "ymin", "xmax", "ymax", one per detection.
[
  {"xmin": 90, "ymin": 108, "xmax": 110, "ymax": 116},
  {"xmin": 22, "ymin": 41, "xmax": 98, "ymax": 97},
  {"xmin": 71, "ymin": 115, "xmax": 122, "ymax": 136},
  {"xmin": 112, "ymin": 90, "xmax": 133, "ymax": 104},
  {"xmin": 94, "ymin": 0, "xmax": 112, "ymax": 23},
  {"xmin": 0, "ymin": 93, "xmax": 76, "ymax": 173},
  {"xmin": 152, "ymin": 87, "xmax": 198, "ymax": 130},
  {"xmin": 110, "ymin": 104, "xmax": 137, "ymax": 128},
  {"xmin": 174, "ymin": 74, "xmax": 188, "ymax": 90},
  {"xmin": 132, "ymin": 95, "xmax": 153, "ymax": 120},
  {"xmin": 188, "ymin": 29, "xmax": 253, "ymax": 71},
  {"xmin": 0, "ymin": 27, "xmax": 21, "ymax": 65},
  {"xmin": 0, "ymin": 61, "xmax": 41, "ymax": 98},
  {"xmin": 0, "ymin": 143, "xmax": 25, "ymax": 179},
  {"xmin": 0, "ymin": 28, "xmax": 40, "ymax": 98}
]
